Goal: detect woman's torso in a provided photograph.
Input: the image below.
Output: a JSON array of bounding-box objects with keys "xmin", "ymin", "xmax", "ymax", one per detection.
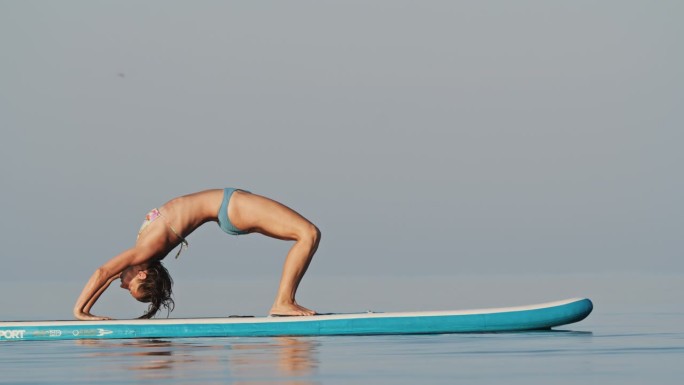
[{"xmin": 135, "ymin": 189, "xmax": 224, "ymax": 257}]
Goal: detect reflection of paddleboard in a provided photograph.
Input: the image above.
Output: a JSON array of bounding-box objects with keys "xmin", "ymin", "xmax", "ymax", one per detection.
[{"xmin": 0, "ymin": 297, "xmax": 592, "ymax": 342}]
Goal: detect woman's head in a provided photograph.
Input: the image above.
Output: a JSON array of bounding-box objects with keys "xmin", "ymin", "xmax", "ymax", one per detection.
[{"xmin": 120, "ymin": 261, "xmax": 175, "ymax": 319}]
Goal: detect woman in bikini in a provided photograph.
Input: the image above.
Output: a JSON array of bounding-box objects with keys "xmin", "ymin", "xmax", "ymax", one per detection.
[{"xmin": 73, "ymin": 188, "xmax": 320, "ymax": 320}]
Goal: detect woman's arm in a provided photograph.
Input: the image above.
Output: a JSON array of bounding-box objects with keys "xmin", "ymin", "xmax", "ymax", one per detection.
[
  {"xmin": 73, "ymin": 268, "xmax": 118, "ymax": 320},
  {"xmin": 73, "ymin": 248, "xmax": 141, "ymax": 320},
  {"xmin": 82, "ymin": 273, "xmax": 119, "ymax": 315}
]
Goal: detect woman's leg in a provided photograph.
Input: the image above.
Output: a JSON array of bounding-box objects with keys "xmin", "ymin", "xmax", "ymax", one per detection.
[{"xmin": 229, "ymin": 191, "xmax": 321, "ymax": 316}]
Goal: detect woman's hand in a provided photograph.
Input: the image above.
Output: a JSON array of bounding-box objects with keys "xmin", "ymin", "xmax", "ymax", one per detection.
[{"xmin": 73, "ymin": 311, "xmax": 113, "ymax": 321}]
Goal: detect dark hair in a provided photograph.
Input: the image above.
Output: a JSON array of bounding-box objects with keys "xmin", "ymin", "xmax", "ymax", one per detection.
[{"xmin": 137, "ymin": 260, "xmax": 175, "ymax": 319}]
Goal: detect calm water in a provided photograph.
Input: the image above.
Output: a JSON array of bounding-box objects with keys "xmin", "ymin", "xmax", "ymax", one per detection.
[{"xmin": 2, "ymin": 310, "xmax": 683, "ymax": 384}]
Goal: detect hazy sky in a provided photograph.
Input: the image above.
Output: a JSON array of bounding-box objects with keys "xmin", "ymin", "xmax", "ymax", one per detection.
[{"xmin": 1, "ymin": 2, "xmax": 682, "ymax": 317}]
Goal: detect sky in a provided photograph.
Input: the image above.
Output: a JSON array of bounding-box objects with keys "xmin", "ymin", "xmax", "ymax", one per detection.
[{"xmin": 0, "ymin": 1, "xmax": 682, "ymax": 318}]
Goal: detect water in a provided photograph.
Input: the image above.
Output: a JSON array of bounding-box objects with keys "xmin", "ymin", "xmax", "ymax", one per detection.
[
  {"xmin": 2, "ymin": 274, "xmax": 683, "ymax": 383},
  {"xmin": 2, "ymin": 311, "xmax": 683, "ymax": 384}
]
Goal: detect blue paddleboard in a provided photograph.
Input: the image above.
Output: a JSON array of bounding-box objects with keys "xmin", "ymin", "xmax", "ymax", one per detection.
[{"xmin": 0, "ymin": 298, "xmax": 592, "ymax": 342}]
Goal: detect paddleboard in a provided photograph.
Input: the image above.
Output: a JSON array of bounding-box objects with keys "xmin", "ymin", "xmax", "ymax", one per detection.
[{"xmin": 0, "ymin": 297, "xmax": 592, "ymax": 342}]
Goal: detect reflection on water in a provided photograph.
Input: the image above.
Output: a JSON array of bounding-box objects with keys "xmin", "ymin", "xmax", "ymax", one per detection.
[
  {"xmin": 77, "ymin": 337, "xmax": 319, "ymax": 384},
  {"xmin": 6, "ymin": 319, "xmax": 684, "ymax": 385},
  {"xmin": 231, "ymin": 337, "xmax": 319, "ymax": 380}
]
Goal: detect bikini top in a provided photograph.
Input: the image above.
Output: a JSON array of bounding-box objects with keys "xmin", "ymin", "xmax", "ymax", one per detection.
[{"xmin": 138, "ymin": 208, "xmax": 189, "ymax": 259}]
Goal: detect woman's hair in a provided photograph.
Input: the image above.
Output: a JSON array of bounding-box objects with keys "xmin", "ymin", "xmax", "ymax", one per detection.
[{"xmin": 136, "ymin": 260, "xmax": 175, "ymax": 319}]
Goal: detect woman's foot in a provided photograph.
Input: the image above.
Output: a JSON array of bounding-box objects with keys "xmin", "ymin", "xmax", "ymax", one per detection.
[{"xmin": 270, "ymin": 301, "xmax": 316, "ymax": 316}]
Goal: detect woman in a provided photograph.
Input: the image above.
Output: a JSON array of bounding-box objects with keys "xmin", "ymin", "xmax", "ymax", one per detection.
[{"xmin": 73, "ymin": 188, "xmax": 320, "ymax": 320}]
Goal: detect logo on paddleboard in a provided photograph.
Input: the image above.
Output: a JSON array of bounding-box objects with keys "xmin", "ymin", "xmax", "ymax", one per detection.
[
  {"xmin": 31, "ymin": 330, "xmax": 63, "ymax": 338},
  {"xmin": 0, "ymin": 330, "xmax": 26, "ymax": 339},
  {"xmin": 72, "ymin": 328, "xmax": 114, "ymax": 337}
]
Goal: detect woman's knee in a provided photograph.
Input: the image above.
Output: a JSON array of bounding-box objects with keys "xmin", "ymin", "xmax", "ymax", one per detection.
[{"xmin": 298, "ymin": 223, "xmax": 321, "ymax": 246}]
